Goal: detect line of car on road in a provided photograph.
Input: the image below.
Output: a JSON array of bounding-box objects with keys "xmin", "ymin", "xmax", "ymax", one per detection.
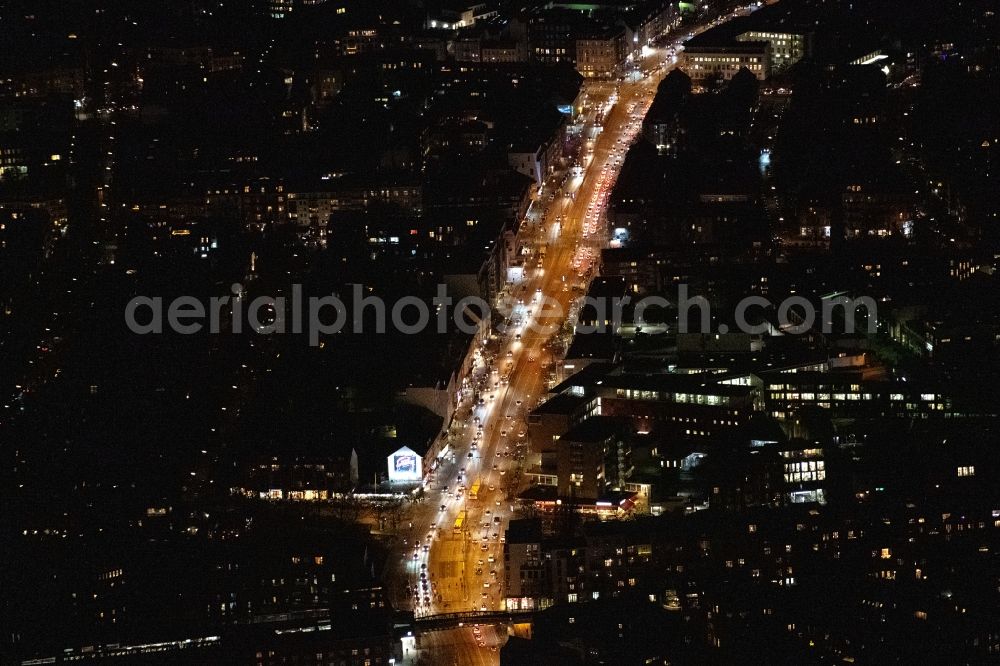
[{"xmin": 417, "ymin": 81, "xmax": 646, "ymax": 618}]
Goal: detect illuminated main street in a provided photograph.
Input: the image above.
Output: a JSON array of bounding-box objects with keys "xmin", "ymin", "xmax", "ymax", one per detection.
[{"xmin": 391, "ymin": 12, "xmax": 751, "ymax": 663}]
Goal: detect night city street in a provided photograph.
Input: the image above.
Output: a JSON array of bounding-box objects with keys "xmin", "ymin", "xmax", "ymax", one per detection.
[{"xmin": 2, "ymin": 1, "xmax": 999, "ymax": 664}]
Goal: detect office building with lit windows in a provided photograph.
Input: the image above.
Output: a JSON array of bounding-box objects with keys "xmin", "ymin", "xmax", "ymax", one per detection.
[
  {"xmin": 762, "ymin": 372, "xmax": 969, "ymax": 422},
  {"xmin": 779, "ymin": 445, "xmax": 826, "ymax": 504},
  {"xmin": 534, "ymin": 363, "xmax": 758, "ymax": 444},
  {"xmin": 268, "ymin": 0, "xmax": 329, "ymax": 19},
  {"xmin": 736, "ymin": 30, "xmax": 810, "ymax": 72},
  {"xmin": 682, "ymin": 42, "xmax": 771, "ymax": 82},
  {"xmin": 555, "ymin": 416, "xmax": 631, "ymax": 500},
  {"xmin": 596, "ymin": 373, "xmax": 758, "ymax": 440},
  {"xmin": 527, "ymin": 9, "xmax": 582, "ymax": 66}
]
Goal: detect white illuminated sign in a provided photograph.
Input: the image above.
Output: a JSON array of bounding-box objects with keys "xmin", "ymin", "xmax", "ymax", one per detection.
[{"xmin": 387, "ymin": 446, "xmax": 423, "ymax": 482}]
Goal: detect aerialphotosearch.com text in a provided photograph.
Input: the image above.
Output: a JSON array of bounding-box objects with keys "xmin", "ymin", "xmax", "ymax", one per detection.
[{"xmin": 125, "ymin": 283, "xmax": 877, "ymax": 346}]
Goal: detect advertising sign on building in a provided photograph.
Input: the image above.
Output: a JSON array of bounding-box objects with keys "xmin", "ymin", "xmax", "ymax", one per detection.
[{"xmin": 387, "ymin": 445, "xmax": 423, "ymax": 482}]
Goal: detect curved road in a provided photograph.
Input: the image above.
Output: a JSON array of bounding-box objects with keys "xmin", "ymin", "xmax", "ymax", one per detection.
[{"xmin": 392, "ymin": 11, "xmax": 753, "ymax": 660}]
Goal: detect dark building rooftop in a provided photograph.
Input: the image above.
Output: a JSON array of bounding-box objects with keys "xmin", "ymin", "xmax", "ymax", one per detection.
[
  {"xmin": 505, "ymin": 517, "xmax": 544, "ymax": 544},
  {"xmin": 561, "ymin": 415, "xmax": 625, "ymax": 443}
]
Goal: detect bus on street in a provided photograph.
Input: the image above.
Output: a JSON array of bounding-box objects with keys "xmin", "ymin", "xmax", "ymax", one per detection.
[
  {"xmin": 469, "ymin": 479, "xmax": 480, "ymax": 500},
  {"xmin": 454, "ymin": 511, "xmax": 466, "ymax": 534}
]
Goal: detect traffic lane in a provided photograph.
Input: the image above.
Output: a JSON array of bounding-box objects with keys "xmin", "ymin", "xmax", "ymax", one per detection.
[
  {"xmin": 441, "ymin": 196, "xmax": 601, "ymax": 611},
  {"xmin": 461, "ymin": 278, "xmax": 572, "ymax": 592},
  {"xmin": 461, "ymin": 426, "xmax": 521, "ymax": 566},
  {"xmin": 425, "ymin": 59, "xmax": 654, "ymax": 614},
  {"xmin": 416, "ymin": 0, "xmax": 714, "ymax": 580},
  {"xmin": 416, "ymin": 4, "xmax": 742, "ymax": 639},
  {"xmin": 430, "ymin": 400, "xmax": 512, "ymax": 614},
  {"xmin": 414, "ymin": 627, "xmax": 501, "ymax": 666}
]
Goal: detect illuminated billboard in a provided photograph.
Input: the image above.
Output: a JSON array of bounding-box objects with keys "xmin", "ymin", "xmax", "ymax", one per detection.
[{"xmin": 387, "ymin": 446, "xmax": 423, "ymax": 482}]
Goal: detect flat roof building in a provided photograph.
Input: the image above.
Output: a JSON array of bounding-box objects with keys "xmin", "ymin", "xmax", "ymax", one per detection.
[{"xmin": 682, "ymin": 42, "xmax": 771, "ymax": 82}]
